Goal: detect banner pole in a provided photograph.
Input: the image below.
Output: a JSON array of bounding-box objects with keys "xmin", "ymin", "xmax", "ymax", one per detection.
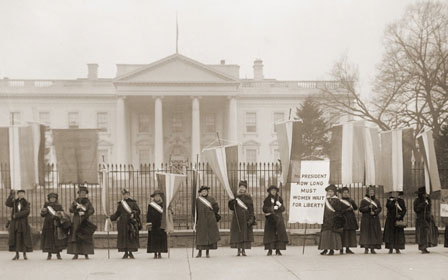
[{"xmin": 302, "ymin": 223, "xmax": 307, "ymax": 255}]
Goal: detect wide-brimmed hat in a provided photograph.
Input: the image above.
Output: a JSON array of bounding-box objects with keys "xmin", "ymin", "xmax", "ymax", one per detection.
[
  {"xmin": 238, "ymin": 180, "xmax": 248, "ymax": 188},
  {"xmin": 325, "ymin": 184, "xmax": 337, "ymax": 193},
  {"xmin": 198, "ymin": 186, "xmax": 210, "ymax": 193},
  {"xmin": 267, "ymin": 185, "xmax": 279, "ymax": 193},
  {"xmin": 415, "ymin": 186, "xmax": 426, "ymax": 195},
  {"xmin": 77, "ymin": 186, "xmax": 88, "ymax": 194},
  {"xmin": 47, "ymin": 192, "xmax": 58, "ymax": 200},
  {"xmin": 17, "ymin": 190, "xmax": 26, "ymax": 194},
  {"xmin": 151, "ymin": 189, "xmax": 164, "ymax": 197},
  {"xmin": 121, "ymin": 188, "xmax": 130, "ymax": 195}
]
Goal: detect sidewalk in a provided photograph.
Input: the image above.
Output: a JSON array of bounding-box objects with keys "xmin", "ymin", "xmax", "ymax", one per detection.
[{"xmin": 0, "ymin": 245, "xmax": 447, "ymax": 280}]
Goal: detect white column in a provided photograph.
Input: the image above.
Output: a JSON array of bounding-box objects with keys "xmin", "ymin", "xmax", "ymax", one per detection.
[
  {"xmin": 228, "ymin": 96, "xmax": 238, "ymax": 143},
  {"xmin": 154, "ymin": 97, "xmax": 164, "ymax": 168},
  {"xmin": 191, "ymin": 97, "xmax": 201, "ymax": 162},
  {"xmin": 116, "ymin": 96, "xmax": 128, "ymax": 163}
]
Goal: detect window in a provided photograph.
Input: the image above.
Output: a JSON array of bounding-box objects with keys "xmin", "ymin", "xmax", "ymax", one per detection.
[
  {"xmin": 273, "ymin": 112, "xmax": 285, "ymax": 132},
  {"xmin": 138, "ymin": 149, "xmax": 150, "ymax": 164},
  {"xmin": 138, "ymin": 113, "xmax": 150, "ymax": 133},
  {"xmin": 39, "ymin": 112, "xmax": 50, "ymax": 125},
  {"xmin": 10, "ymin": 112, "xmax": 21, "ymax": 125},
  {"xmin": 97, "ymin": 112, "xmax": 108, "ymax": 132},
  {"xmin": 172, "ymin": 113, "xmax": 183, "ymax": 133},
  {"xmin": 98, "ymin": 149, "xmax": 109, "ymax": 163},
  {"xmin": 68, "ymin": 112, "xmax": 79, "ymax": 129},
  {"xmin": 205, "ymin": 113, "xmax": 216, "ymax": 133},
  {"xmin": 245, "ymin": 112, "xmax": 257, "ymax": 133},
  {"xmin": 246, "ymin": 148, "xmax": 257, "ymax": 162}
]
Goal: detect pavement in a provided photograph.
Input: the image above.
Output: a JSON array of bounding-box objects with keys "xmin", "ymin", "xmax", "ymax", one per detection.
[{"xmin": 0, "ymin": 245, "xmax": 447, "ymax": 280}]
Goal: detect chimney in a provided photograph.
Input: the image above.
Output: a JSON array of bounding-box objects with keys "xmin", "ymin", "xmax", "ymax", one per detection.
[
  {"xmin": 253, "ymin": 59, "xmax": 264, "ymax": 81},
  {"xmin": 87, "ymin": 64, "xmax": 98, "ymax": 80}
]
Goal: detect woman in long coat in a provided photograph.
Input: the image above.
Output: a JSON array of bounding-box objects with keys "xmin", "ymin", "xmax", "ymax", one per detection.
[
  {"xmin": 5, "ymin": 190, "xmax": 33, "ymax": 260},
  {"xmin": 414, "ymin": 186, "xmax": 438, "ymax": 254},
  {"xmin": 359, "ymin": 186, "xmax": 382, "ymax": 254},
  {"xmin": 383, "ymin": 191, "xmax": 406, "ymax": 254},
  {"xmin": 110, "ymin": 188, "xmax": 141, "ymax": 259},
  {"xmin": 263, "ymin": 185, "xmax": 288, "ymax": 256},
  {"xmin": 146, "ymin": 189, "xmax": 168, "ymax": 259},
  {"xmin": 195, "ymin": 186, "xmax": 220, "ymax": 258},
  {"xmin": 228, "ymin": 180, "xmax": 255, "ymax": 256},
  {"xmin": 67, "ymin": 186, "xmax": 96, "ymax": 259},
  {"xmin": 339, "ymin": 187, "xmax": 358, "ymax": 254},
  {"xmin": 319, "ymin": 184, "xmax": 343, "ymax": 255},
  {"xmin": 40, "ymin": 192, "xmax": 67, "ymax": 260}
]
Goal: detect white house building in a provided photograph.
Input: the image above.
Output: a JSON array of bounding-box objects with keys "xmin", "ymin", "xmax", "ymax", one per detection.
[{"xmin": 0, "ymin": 53, "xmax": 348, "ymax": 165}]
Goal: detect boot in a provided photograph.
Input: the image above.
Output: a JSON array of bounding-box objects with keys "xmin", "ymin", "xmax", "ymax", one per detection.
[
  {"xmin": 195, "ymin": 250, "xmax": 202, "ymax": 258},
  {"xmin": 275, "ymin": 249, "xmax": 282, "ymax": 256},
  {"xmin": 47, "ymin": 253, "xmax": 52, "ymax": 260},
  {"xmin": 129, "ymin": 252, "xmax": 135, "ymax": 259},
  {"xmin": 158, "ymin": 252, "xmax": 162, "ymax": 259},
  {"xmin": 328, "ymin": 250, "xmax": 334, "ymax": 255},
  {"xmin": 84, "ymin": 254, "xmax": 89, "ymax": 259},
  {"xmin": 23, "ymin": 252, "xmax": 28, "ymax": 260},
  {"xmin": 339, "ymin": 249, "xmax": 344, "ymax": 255},
  {"xmin": 56, "ymin": 253, "xmax": 62, "ymax": 260},
  {"xmin": 12, "ymin": 252, "xmax": 19, "ymax": 260},
  {"xmin": 72, "ymin": 254, "xmax": 78, "ymax": 260},
  {"xmin": 346, "ymin": 248, "xmax": 354, "ymax": 254},
  {"xmin": 370, "ymin": 249, "xmax": 376, "ymax": 254},
  {"xmin": 388, "ymin": 249, "xmax": 393, "ymax": 254},
  {"xmin": 154, "ymin": 253, "xmax": 158, "ymax": 259},
  {"xmin": 237, "ymin": 248, "xmax": 241, "ymax": 256},
  {"xmin": 241, "ymin": 249, "xmax": 247, "ymax": 256},
  {"xmin": 422, "ymin": 249, "xmax": 430, "ymax": 254},
  {"xmin": 267, "ymin": 249, "xmax": 273, "ymax": 256},
  {"xmin": 395, "ymin": 249, "xmax": 401, "ymax": 254},
  {"xmin": 122, "ymin": 252, "xmax": 129, "ymax": 259},
  {"xmin": 206, "ymin": 250, "xmax": 210, "ymax": 258},
  {"xmin": 364, "ymin": 248, "xmax": 369, "ymax": 254},
  {"xmin": 320, "ymin": 250, "xmax": 328, "ymax": 255}
]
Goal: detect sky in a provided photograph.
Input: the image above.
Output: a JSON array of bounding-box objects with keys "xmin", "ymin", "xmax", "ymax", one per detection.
[{"xmin": 0, "ymin": 0, "xmax": 421, "ymax": 96}]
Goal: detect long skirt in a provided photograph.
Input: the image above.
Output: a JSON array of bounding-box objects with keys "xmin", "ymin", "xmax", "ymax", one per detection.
[
  {"xmin": 197, "ymin": 243, "xmax": 218, "ymax": 250},
  {"xmin": 341, "ymin": 230, "xmax": 357, "ymax": 248},
  {"xmin": 383, "ymin": 225, "xmax": 405, "ymax": 250},
  {"xmin": 147, "ymin": 230, "xmax": 168, "ymax": 253},
  {"xmin": 416, "ymin": 220, "xmax": 438, "ymax": 250},
  {"xmin": 230, "ymin": 241, "xmax": 252, "ymax": 250},
  {"xmin": 318, "ymin": 230, "xmax": 342, "ymax": 250},
  {"xmin": 12, "ymin": 232, "xmax": 33, "ymax": 252},
  {"xmin": 445, "ymin": 226, "xmax": 448, "ymax": 248}
]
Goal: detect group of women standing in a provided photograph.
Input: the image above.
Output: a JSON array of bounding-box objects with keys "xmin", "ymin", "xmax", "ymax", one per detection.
[
  {"xmin": 319, "ymin": 184, "xmax": 442, "ymax": 255},
  {"xmin": 4, "ymin": 183, "xmax": 446, "ymax": 260}
]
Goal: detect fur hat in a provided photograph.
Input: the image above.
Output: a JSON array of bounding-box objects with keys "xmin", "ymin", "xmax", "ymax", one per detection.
[
  {"xmin": 415, "ymin": 186, "xmax": 426, "ymax": 195},
  {"xmin": 77, "ymin": 185, "xmax": 88, "ymax": 194},
  {"xmin": 325, "ymin": 184, "xmax": 337, "ymax": 193},
  {"xmin": 17, "ymin": 190, "xmax": 26, "ymax": 194},
  {"xmin": 238, "ymin": 180, "xmax": 248, "ymax": 188},
  {"xmin": 267, "ymin": 185, "xmax": 279, "ymax": 193},
  {"xmin": 47, "ymin": 192, "xmax": 58, "ymax": 200},
  {"xmin": 198, "ymin": 186, "xmax": 210, "ymax": 193}
]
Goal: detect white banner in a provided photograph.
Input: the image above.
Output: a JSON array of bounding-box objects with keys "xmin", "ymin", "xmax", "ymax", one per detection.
[{"xmin": 288, "ymin": 160, "xmax": 329, "ymax": 224}]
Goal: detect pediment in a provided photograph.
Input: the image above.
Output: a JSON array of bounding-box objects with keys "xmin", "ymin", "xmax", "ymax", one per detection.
[{"xmin": 114, "ymin": 54, "xmax": 239, "ymax": 84}]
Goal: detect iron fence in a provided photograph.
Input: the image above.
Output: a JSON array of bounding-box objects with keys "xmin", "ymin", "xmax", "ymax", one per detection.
[{"xmin": 0, "ymin": 161, "xmax": 446, "ymax": 233}]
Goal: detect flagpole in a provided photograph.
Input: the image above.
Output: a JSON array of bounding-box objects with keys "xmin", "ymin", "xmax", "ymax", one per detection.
[{"xmin": 302, "ymin": 223, "xmax": 307, "ymax": 255}]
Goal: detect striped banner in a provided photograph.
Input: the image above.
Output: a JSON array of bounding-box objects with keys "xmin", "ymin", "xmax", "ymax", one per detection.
[
  {"xmin": 363, "ymin": 127, "xmax": 381, "ymax": 185},
  {"xmin": 201, "ymin": 144, "xmax": 238, "ymax": 199},
  {"xmin": 0, "ymin": 127, "xmax": 9, "ymax": 188},
  {"xmin": 329, "ymin": 121, "xmax": 365, "ymax": 185},
  {"xmin": 275, "ymin": 120, "xmax": 303, "ymax": 184},
  {"xmin": 379, "ymin": 128, "xmax": 414, "ymax": 193},
  {"xmin": 156, "ymin": 172, "xmax": 187, "ymax": 233},
  {"xmin": 417, "ymin": 129, "xmax": 441, "ymax": 194}
]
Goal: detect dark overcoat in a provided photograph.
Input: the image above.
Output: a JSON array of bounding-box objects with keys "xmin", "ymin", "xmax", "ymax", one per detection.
[
  {"xmin": 146, "ymin": 201, "xmax": 168, "ymax": 253},
  {"xmin": 110, "ymin": 198, "xmax": 141, "ymax": 252},
  {"xmin": 40, "ymin": 201, "xmax": 67, "ymax": 253},
  {"xmin": 262, "ymin": 195, "xmax": 288, "ymax": 246},
  {"xmin": 228, "ymin": 194, "xmax": 255, "ymax": 248},
  {"xmin": 321, "ymin": 197, "xmax": 343, "ymax": 231},
  {"xmin": 67, "ymin": 198, "xmax": 96, "ymax": 255},
  {"xmin": 340, "ymin": 198, "xmax": 359, "ymax": 230},
  {"xmin": 195, "ymin": 196, "xmax": 220, "ymax": 249},
  {"xmin": 5, "ymin": 194, "xmax": 33, "ymax": 252},
  {"xmin": 383, "ymin": 197, "xmax": 406, "ymax": 249},
  {"xmin": 359, "ymin": 195, "xmax": 382, "ymax": 248},
  {"xmin": 414, "ymin": 196, "xmax": 438, "ymax": 250}
]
